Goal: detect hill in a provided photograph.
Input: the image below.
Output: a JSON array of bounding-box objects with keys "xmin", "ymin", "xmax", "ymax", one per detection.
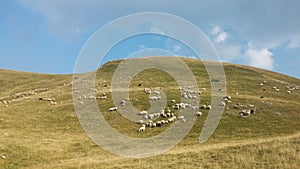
[{"xmin": 1, "ymin": 57, "xmax": 299, "ymax": 168}]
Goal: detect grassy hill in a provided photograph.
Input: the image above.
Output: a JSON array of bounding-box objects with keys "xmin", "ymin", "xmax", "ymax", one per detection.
[{"xmin": 1, "ymin": 57, "xmax": 299, "ymax": 169}]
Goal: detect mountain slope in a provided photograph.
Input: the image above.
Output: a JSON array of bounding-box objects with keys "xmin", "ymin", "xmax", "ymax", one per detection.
[{"xmin": 1, "ymin": 57, "xmax": 299, "ymax": 169}]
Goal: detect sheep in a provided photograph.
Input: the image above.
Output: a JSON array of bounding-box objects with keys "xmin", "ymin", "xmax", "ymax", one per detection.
[
  {"xmin": 138, "ymin": 125, "xmax": 145, "ymax": 132},
  {"xmin": 50, "ymin": 101, "xmax": 57, "ymax": 105},
  {"xmin": 192, "ymin": 95, "xmax": 197, "ymax": 99},
  {"xmin": 138, "ymin": 110, "xmax": 148, "ymax": 115},
  {"xmin": 98, "ymin": 96, "xmax": 107, "ymax": 100},
  {"xmin": 149, "ymin": 96, "xmax": 161, "ymax": 101},
  {"xmin": 170, "ymin": 99, "xmax": 176, "ymax": 103},
  {"xmin": 108, "ymin": 107, "xmax": 117, "ymax": 111},
  {"xmin": 88, "ymin": 96, "xmax": 96, "ymax": 99},
  {"xmin": 195, "ymin": 111, "xmax": 202, "ymax": 116},
  {"xmin": 220, "ymin": 101, "xmax": 226, "ymax": 107},
  {"xmin": 137, "ymin": 120, "xmax": 144, "ymax": 124},
  {"xmin": 239, "ymin": 110, "xmax": 251, "ymax": 117},
  {"xmin": 259, "ymin": 83, "xmax": 264, "ymax": 86},
  {"xmin": 148, "ymin": 114, "xmax": 155, "ymax": 119},
  {"xmin": 144, "ymin": 88, "xmax": 151, "ymax": 94},
  {"xmin": 192, "ymin": 106, "xmax": 198, "ymax": 110},
  {"xmin": 200, "ymin": 105, "xmax": 207, "ymax": 109},
  {"xmin": 286, "ymin": 90, "xmax": 291, "ymax": 94},
  {"xmin": 206, "ymin": 105, "xmax": 212, "ymax": 110},
  {"xmin": 177, "ymin": 115, "xmax": 185, "ymax": 121},
  {"xmin": 151, "ymin": 123, "xmax": 156, "ymax": 128},
  {"xmin": 153, "ymin": 90, "xmax": 160, "ymax": 95},
  {"xmin": 120, "ymin": 100, "xmax": 126, "ymax": 106},
  {"xmin": 168, "ymin": 116, "xmax": 176, "ymax": 123},
  {"xmin": 156, "ymin": 121, "xmax": 162, "ymax": 127}
]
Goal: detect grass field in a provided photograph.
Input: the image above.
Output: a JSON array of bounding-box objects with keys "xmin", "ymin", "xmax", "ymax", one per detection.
[{"xmin": 0, "ymin": 57, "xmax": 299, "ymax": 168}]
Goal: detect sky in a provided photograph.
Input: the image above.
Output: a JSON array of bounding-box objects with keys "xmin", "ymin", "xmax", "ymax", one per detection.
[{"xmin": 0, "ymin": 0, "xmax": 300, "ymax": 78}]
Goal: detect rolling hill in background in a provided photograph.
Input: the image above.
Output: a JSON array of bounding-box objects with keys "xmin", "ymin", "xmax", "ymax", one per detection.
[{"xmin": 1, "ymin": 57, "xmax": 299, "ymax": 169}]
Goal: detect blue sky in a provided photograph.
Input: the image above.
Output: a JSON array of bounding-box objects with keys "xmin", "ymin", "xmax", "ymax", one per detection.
[{"xmin": 0, "ymin": 1, "xmax": 300, "ymax": 78}]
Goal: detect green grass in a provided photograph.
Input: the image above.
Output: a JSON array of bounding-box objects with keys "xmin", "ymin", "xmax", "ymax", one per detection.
[{"xmin": 1, "ymin": 57, "xmax": 299, "ymax": 168}]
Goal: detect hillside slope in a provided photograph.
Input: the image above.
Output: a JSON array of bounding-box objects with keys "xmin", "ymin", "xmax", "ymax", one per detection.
[{"xmin": 1, "ymin": 57, "xmax": 299, "ymax": 168}]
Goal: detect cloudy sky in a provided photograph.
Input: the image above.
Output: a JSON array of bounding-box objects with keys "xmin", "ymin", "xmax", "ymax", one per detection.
[{"xmin": 1, "ymin": 0, "xmax": 300, "ymax": 78}]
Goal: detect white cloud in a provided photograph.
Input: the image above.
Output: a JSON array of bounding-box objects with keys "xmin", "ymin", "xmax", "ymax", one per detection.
[
  {"xmin": 211, "ymin": 26, "xmax": 228, "ymax": 43},
  {"xmin": 246, "ymin": 44, "xmax": 274, "ymax": 70}
]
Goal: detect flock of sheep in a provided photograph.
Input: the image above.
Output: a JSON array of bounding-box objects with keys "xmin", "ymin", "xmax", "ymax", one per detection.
[
  {"xmin": 74, "ymin": 78, "xmax": 300, "ymax": 132},
  {"xmin": 105, "ymin": 86, "xmax": 216, "ymax": 133}
]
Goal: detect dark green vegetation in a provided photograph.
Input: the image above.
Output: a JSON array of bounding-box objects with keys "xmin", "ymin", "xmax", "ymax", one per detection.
[{"xmin": 1, "ymin": 57, "xmax": 299, "ymax": 168}]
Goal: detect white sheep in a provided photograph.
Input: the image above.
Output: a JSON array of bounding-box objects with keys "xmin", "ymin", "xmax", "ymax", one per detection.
[
  {"xmin": 120, "ymin": 100, "xmax": 126, "ymax": 106},
  {"xmin": 153, "ymin": 90, "xmax": 160, "ymax": 95},
  {"xmin": 138, "ymin": 110, "xmax": 148, "ymax": 115},
  {"xmin": 220, "ymin": 101, "xmax": 226, "ymax": 107},
  {"xmin": 195, "ymin": 111, "xmax": 202, "ymax": 116},
  {"xmin": 108, "ymin": 107, "xmax": 117, "ymax": 111},
  {"xmin": 170, "ymin": 99, "xmax": 176, "ymax": 103},
  {"xmin": 138, "ymin": 125, "xmax": 145, "ymax": 132},
  {"xmin": 98, "ymin": 96, "xmax": 107, "ymax": 100},
  {"xmin": 206, "ymin": 105, "xmax": 212, "ymax": 110},
  {"xmin": 177, "ymin": 115, "xmax": 185, "ymax": 122},
  {"xmin": 144, "ymin": 88, "xmax": 151, "ymax": 94},
  {"xmin": 137, "ymin": 120, "xmax": 144, "ymax": 124}
]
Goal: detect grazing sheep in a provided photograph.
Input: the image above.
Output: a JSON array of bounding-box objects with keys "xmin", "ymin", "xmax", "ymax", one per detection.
[
  {"xmin": 138, "ymin": 110, "xmax": 148, "ymax": 115},
  {"xmin": 286, "ymin": 90, "xmax": 291, "ymax": 94},
  {"xmin": 220, "ymin": 101, "xmax": 226, "ymax": 107},
  {"xmin": 195, "ymin": 111, "xmax": 202, "ymax": 116},
  {"xmin": 98, "ymin": 96, "xmax": 107, "ymax": 100},
  {"xmin": 148, "ymin": 114, "xmax": 155, "ymax": 119},
  {"xmin": 149, "ymin": 96, "xmax": 161, "ymax": 101},
  {"xmin": 156, "ymin": 121, "xmax": 162, "ymax": 127},
  {"xmin": 137, "ymin": 120, "xmax": 144, "ymax": 124},
  {"xmin": 144, "ymin": 88, "xmax": 151, "ymax": 94},
  {"xmin": 200, "ymin": 105, "xmax": 207, "ymax": 109},
  {"xmin": 89, "ymin": 96, "xmax": 96, "ymax": 99},
  {"xmin": 138, "ymin": 125, "xmax": 146, "ymax": 132},
  {"xmin": 120, "ymin": 100, "xmax": 126, "ymax": 106},
  {"xmin": 239, "ymin": 110, "xmax": 251, "ymax": 117},
  {"xmin": 153, "ymin": 90, "xmax": 160, "ymax": 95},
  {"xmin": 151, "ymin": 123, "xmax": 156, "ymax": 128},
  {"xmin": 177, "ymin": 115, "xmax": 185, "ymax": 121},
  {"xmin": 108, "ymin": 107, "xmax": 117, "ymax": 111},
  {"xmin": 206, "ymin": 105, "xmax": 212, "ymax": 110},
  {"xmin": 170, "ymin": 99, "xmax": 176, "ymax": 103}
]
